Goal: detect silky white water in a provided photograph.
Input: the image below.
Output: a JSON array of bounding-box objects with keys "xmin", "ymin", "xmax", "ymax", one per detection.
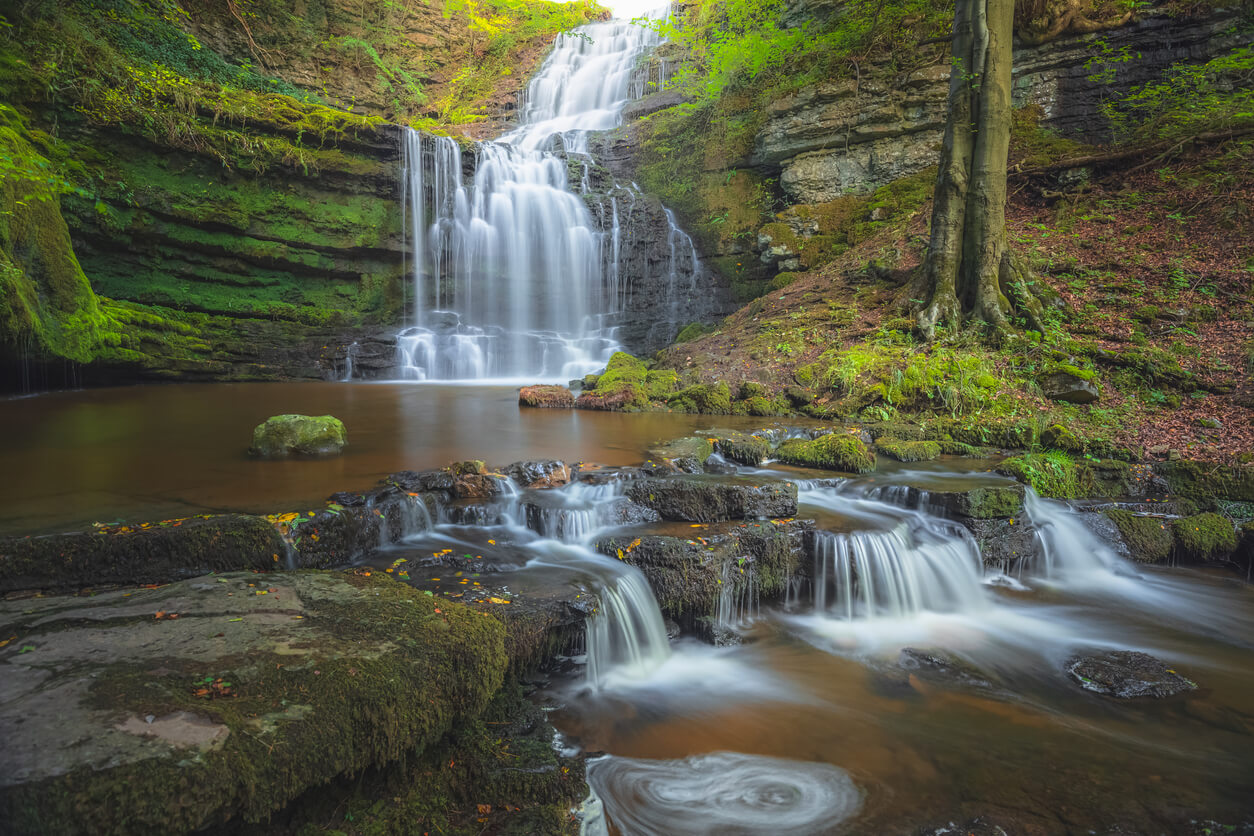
[{"xmin": 396, "ymin": 9, "xmax": 686, "ymax": 382}]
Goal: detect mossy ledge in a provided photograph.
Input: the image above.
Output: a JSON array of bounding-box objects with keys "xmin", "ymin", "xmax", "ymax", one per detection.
[{"xmin": 0, "ymin": 571, "xmax": 508, "ymax": 836}]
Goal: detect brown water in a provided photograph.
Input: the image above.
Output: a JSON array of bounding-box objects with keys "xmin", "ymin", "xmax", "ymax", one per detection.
[{"xmin": 0, "ymin": 382, "xmax": 802, "ymax": 536}]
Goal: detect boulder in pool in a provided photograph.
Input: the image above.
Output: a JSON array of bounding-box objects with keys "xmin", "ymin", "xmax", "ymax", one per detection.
[
  {"xmin": 1066, "ymin": 650, "xmax": 1197, "ymax": 698},
  {"xmin": 518, "ymin": 385, "xmax": 574, "ymax": 408},
  {"xmin": 249, "ymin": 414, "xmax": 346, "ymax": 458}
]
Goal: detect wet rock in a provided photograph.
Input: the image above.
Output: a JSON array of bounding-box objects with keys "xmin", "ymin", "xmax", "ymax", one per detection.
[
  {"xmin": 0, "ymin": 515, "xmax": 287, "ymax": 594},
  {"xmin": 928, "ymin": 485, "xmax": 1025, "ymax": 520},
  {"xmin": 1040, "ymin": 371, "xmax": 1100, "ymax": 404},
  {"xmin": 647, "ymin": 436, "xmax": 715, "ymax": 465},
  {"xmin": 1102, "ymin": 509, "xmax": 1174, "ymax": 563},
  {"xmin": 0, "ymin": 572, "xmax": 506, "ymax": 835},
  {"xmin": 627, "ymin": 477, "xmax": 798, "ymax": 522},
  {"xmin": 899, "ymin": 647, "xmax": 993, "ymax": 690},
  {"xmin": 445, "ymin": 461, "xmax": 507, "ymax": 499},
  {"xmin": 1066, "ymin": 650, "xmax": 1197, "ymax": 698},
  {"xmin": 518, "ymin": 384, "xmax": 575, "ymax": 408},
  {"xmin": 965, "ymin": 517, "xmax": 1038, "ymax": 570},
  {"xmin": 249, "ymin": 414, "xmax": 346, "ymax": 457},
  {"xmin": 389, "ymin": 468, "xmax": 457, "ymax": 493},
  {"xmin": 1155, "ymin": 460, "xmax": 1254, "ymax": 502},
  {"xmin": 596, "ymin": 519, "xmax": 811, "ymax": 628},
  {"xmin": 703, "ymin": 429, "xmax": 772, "ymax": 466},
  {"xmin": 502, "ymin": 460, "xmax": 571, "ymax": 489}
]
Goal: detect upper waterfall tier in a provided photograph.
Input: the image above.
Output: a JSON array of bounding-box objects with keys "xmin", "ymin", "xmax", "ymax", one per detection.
[{"xmin": 396, "ymin": 8, "xmax": 690, "ymax": 383}]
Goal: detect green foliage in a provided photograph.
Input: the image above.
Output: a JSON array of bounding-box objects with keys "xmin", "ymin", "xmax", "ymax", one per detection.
[
  {"xmin": 997, "ymin": 452, "xmax": 1083, "ymax": 499},
  {"xmin": 1102, "ymin": 44, "xmax": 1254, "ymax": 143},
  {"xmin": 675, "ymin": 321, "xmax": 711, "ymax": 342}
]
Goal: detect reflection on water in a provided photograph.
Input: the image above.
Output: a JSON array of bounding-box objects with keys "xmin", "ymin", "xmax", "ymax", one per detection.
[{"xmin": 0, "ymin": 382, "xmax": 797, "ymax": 535}]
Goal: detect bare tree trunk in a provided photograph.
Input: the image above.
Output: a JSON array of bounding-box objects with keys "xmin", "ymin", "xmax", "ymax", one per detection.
[{"xmin": 918, "ymin": 0, "xmax": 1023, "ymax": 338}]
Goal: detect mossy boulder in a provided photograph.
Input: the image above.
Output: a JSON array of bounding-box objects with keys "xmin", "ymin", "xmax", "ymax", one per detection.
[
  {"xmin": 1103, "ymin": 509, "xmax": 1174, "ymax": 563},
  {"xmin": 0, "ymin": 571, "xmax": 507, "ymax": 835},
  {"xmin": 668, "ymin": 382, "xmax": 732, "ymax": 414},
  {"xmin": 777, "ymin": 433, "xmax": 875, "ymax": 474},
  {"xmin": 1172, "ymin": 513, "xmax": 1239, "ymax": 562},
  {"xmin": 646, "ymin": 368, "xmax": 680, "ymax": 399},
  {"xmin": 708, "ymin": 430, "xmax": 771, "ymax": 466},
  {"xmin": 249, "ymin": 414, "xmax": 346, "ymax": 458},
  {"xmin": 518, "ymin": 385, "xmax": 574, "ymax": 408},
  {"xmin": 875, "ymin": 438, "xmax": 942, "ymax": 463},
  {"xmin": 574, "ymin": 352, "xmax": 649, "ymax": 411}
]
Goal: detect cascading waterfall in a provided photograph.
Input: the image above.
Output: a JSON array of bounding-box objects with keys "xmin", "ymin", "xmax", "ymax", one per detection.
[
  {"xmin": 1021, "ymin": 488, "xmax": 1126, "ymax": 581},
  {"xmin": 810, "ymin": 524, "xmax": 987, "ymax": 619},
  {"xmin": 396, "ymin": 9, "xmax": 690, "ymax": 381}
]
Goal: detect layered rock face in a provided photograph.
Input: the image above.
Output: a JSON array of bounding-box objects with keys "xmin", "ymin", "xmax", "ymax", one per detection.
[{"xmin": 756, "ymin": 9, "xmax": 1248, "ymax": 203}]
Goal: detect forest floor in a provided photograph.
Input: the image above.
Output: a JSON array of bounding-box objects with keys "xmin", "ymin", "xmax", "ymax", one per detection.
[{"xmin": 655, "ymin": 137, "xmax": 1254, "ymax": 463}]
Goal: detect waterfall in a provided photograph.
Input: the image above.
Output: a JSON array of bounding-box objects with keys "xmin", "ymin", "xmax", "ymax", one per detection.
[
  {"xmin": 585, "ymin": 568, "xmax": 672, "ymax": 687},
  {"xmin": 810, "ymin": 525, "xmax": 988, "ymax": 620},
  {"xmin": 1021, "ymin": 488, "xmax": 1126, "ymax": 581},
  {"xmin": 395, "ymin": 8, "xmax": 694, "ymax": 381}
]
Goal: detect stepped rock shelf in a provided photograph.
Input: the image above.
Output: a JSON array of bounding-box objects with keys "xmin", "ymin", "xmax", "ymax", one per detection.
[{"xmin": 3, "ymin": 424, "xmax": 1253, "ymax": 833}]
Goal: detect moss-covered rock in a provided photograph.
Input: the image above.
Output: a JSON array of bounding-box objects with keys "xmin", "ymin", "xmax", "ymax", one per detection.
[
  {"xmin": 249, "ymin": 414, "xmax": 346, "ymax": 458},
  {"xmin": 1172, "ymin": 513, "xmax": 1239, "ymax": 562},
  {"xmin": 0, "ymin": 571, "xmax": 507, "ymax": 835},
  {"xmin": 709, "ymin": 430, "xmax": 772, "ymax": 466},
  {"xmin": 668, "ymin": 382, "xmax": 732, "ymax": 414},
  {"xmin": 1155, "ymin": 460, "xmax": 1254, "ymax": 502},
  {"xmin": 518, "ymin": 385, "xmax": 574, "ymax": 408},
  {"xmin": 646, "ymin": 368, "xmax": 680, "ymax": 399},
  {"xmin": 997, "ymin": 452, "xmax": 1083, "ymax": 499},
  {"xmin": 574, "ymin": 352, "xmax": 649, "ymax": 411},
  {"xmin": 0, "ymin": 514, "xmax": 287, "ymax": 593},
  {"xmin": 1103, "ymin": 509, "xmax": 1174, "ymax": 563},
  {"xmin": 875, "ymin": 438, "xmax": 942, "ymax": 463},
  {"xmin": 929, "ymin": 485, "xmax": 1025, "ymax": 520},
  {"xmin": 777, "ymin": 432, "xmax": 875, "ymax": 474},
  {"xmin": 648, "ymin": 436, "xmax": 716, "ymax": 465},
  {"xmin": 1041, "ymin": 424, "xmax": 1084, "ymax": 453}
]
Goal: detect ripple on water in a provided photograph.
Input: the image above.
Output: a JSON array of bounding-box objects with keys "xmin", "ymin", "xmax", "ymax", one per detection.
[{"xmin": 586, "ymin": 751, "xmax": 862, "ymax": 836}]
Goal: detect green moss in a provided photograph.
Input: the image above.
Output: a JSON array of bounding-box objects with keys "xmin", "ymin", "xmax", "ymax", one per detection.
[
  {"xmin": 711, "ymin": 431, "xmax": 771, "ymax": 466},
  {"xmin": 577, "ymin": 352, "xmax": 649, "ymax": 411},
  {"xmin": 646, "ymin": 368, "xmax": 679, "ymax": 399},
  {"xmin": 668, "ymin": 382, "xmax": 732, "ymax": 414},
  {"xmin": 770, "ymin": 271, "xmax": 800, "ymax": 290},
  {"xmin": 742, "ymin": 394, "xmax": 788, "ymax": 416},
  {"xmin": 1172, "ymin": 512, "xmax": 1239, "ymax": 561},
  {"xmin": 997, "ymin": 452, "xmax": 1084, "ymax": 499},
  {"xmin": 1041, "ymin": 423, "xmax": 1084, "ymax": 453},
  {"xmin": 675, "ymin": 322, "xmax": 710, "ymax": 343},
  {"xmin": 1104, "ymin": 509, "xmax": 1174, "ymax": 564},
  {"xmin": 777, "ymin": 432, "xmax": 875, "ymax": 473},
  {"xmin": 648, "ymin": 436, "xmax": 715, "ymax": 464},
  {"xmin": 249, "ymin": 414, "xmax": 347, "ymax": 458},
  {"xmin": 738, "ymin": 381, "xmax": 769, "ymax": 399},
  {"xmin": 1155, "ymin": 460, "xmax": 1254, "ymax": 502},
  {"xmin": 2, "ymin": 573, "xmax": 507, "ymax": 835},
  {"xmin": 876, "ymin": 438, "xmax": 942, "ymax": 463}
]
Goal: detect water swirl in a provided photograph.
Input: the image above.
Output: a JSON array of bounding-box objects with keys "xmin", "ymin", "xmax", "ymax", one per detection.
[{"xmin": 586, "ymin": 751, "xmax": 862, "ymax": 835}]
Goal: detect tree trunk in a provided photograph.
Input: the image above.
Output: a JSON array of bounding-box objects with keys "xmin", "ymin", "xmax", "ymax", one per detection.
[{"xmin": 918, "ymin": 0, "xmax": 1021, "ymax": 338}]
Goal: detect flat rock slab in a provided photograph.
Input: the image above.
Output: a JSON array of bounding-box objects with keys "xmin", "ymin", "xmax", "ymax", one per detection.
[
  {"xmin": 627, "ymin": 477, "xmax": 798, "ymax": 522},
  {"xmin": 0, "ymin": 515, "xmax": 286, "ymax": 594},
  {"xmin": 1066, "ymin": 650, "xmax": 1197, "ymax": 699},
  {"xmin": 0, "ymin": 571, "xmax": 506, "ymax": 835}
]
